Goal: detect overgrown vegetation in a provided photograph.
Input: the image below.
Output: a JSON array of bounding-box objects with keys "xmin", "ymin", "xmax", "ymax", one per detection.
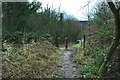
[
  {"xmin": 1, "ymin": 0, "xmax": 120, "ymax": 79},
  {"xmin": 72, "ymin": 1, "xmax": 120, "ymax": 78},
  {"xmin": 2, "ymin": 1, "xmax": 81, "ymax": 78},
  {"xmin": 2, "ymin": 40, "xmax": 62, "ymax": 78}
]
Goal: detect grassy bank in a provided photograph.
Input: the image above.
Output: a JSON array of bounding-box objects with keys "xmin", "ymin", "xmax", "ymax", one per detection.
[{"xmin": 2, "ymin": 41, "xmax": 62, "ymax": 78}]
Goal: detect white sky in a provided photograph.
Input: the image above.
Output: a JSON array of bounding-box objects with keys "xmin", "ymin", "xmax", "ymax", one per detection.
[{"xmin": 28, "ymin": 0, "xmax": 101, "ymax": 21}]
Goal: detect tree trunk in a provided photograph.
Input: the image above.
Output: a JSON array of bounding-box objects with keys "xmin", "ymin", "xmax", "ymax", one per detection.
[
  {"xmin": 106, "ymin": 10, "xmax": 120, "ymax": 62},
  {"xmin": 99, "ymin": 1, "xmax": 120, "ymax": 77}
]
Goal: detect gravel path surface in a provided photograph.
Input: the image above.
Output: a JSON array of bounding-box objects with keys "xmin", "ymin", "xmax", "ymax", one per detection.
[{"xmin": 60, "ymin": 47, "xmax": 79, "ymax": 78}]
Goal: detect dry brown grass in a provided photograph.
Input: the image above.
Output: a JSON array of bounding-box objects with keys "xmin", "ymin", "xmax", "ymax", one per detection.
[{"xmin": 2, "ymin": 41, "xmax": 62, "ymax": 78}]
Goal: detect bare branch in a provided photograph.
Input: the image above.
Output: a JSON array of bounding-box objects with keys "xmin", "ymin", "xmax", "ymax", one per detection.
[{"xmin": 79, "ymin": 0, "xmax": 94, "ymax": 10}]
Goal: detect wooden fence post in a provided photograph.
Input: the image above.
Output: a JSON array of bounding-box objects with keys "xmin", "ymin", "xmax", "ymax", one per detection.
[
  {"xmin": 65, "ymin": 37, "xmax": 68, "ymax": 49},
  {"xmin": 83, "ymin": 35, "xmax": 86, "ymax": 48}
]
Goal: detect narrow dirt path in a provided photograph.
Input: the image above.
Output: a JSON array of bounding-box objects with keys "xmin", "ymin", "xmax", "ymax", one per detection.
[{"xmin": 60, "ymin": 47, "xmax": 79, "ymax": 78}]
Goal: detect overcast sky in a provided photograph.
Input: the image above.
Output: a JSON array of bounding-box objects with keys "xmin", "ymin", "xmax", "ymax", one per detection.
[{"xmin": 28, "ymin": 0, "xmax": 102, "ymax": 21}]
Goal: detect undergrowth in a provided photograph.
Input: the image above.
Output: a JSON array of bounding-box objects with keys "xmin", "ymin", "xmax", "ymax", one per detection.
[{"xmin": 2, "ymin": 40, "xmax": 62, "ymax": 78}]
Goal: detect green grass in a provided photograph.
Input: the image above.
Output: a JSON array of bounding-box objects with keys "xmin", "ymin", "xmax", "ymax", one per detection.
[
  {"xmin": 72, "ymin": 52, "xmax": 98, "ymax": 78},
  {"xmin": 71, "ymin": 41, "xmax": 88, "ymax": 49},
  {"xmin": 71, "ymin": 42, "xmax": 82, "ymax": 49}
]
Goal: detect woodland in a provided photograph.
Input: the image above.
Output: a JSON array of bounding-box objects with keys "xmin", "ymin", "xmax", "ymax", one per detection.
[{"xmin": 1, "ymin": 0, "xmax": 120, "ymax": 79}]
